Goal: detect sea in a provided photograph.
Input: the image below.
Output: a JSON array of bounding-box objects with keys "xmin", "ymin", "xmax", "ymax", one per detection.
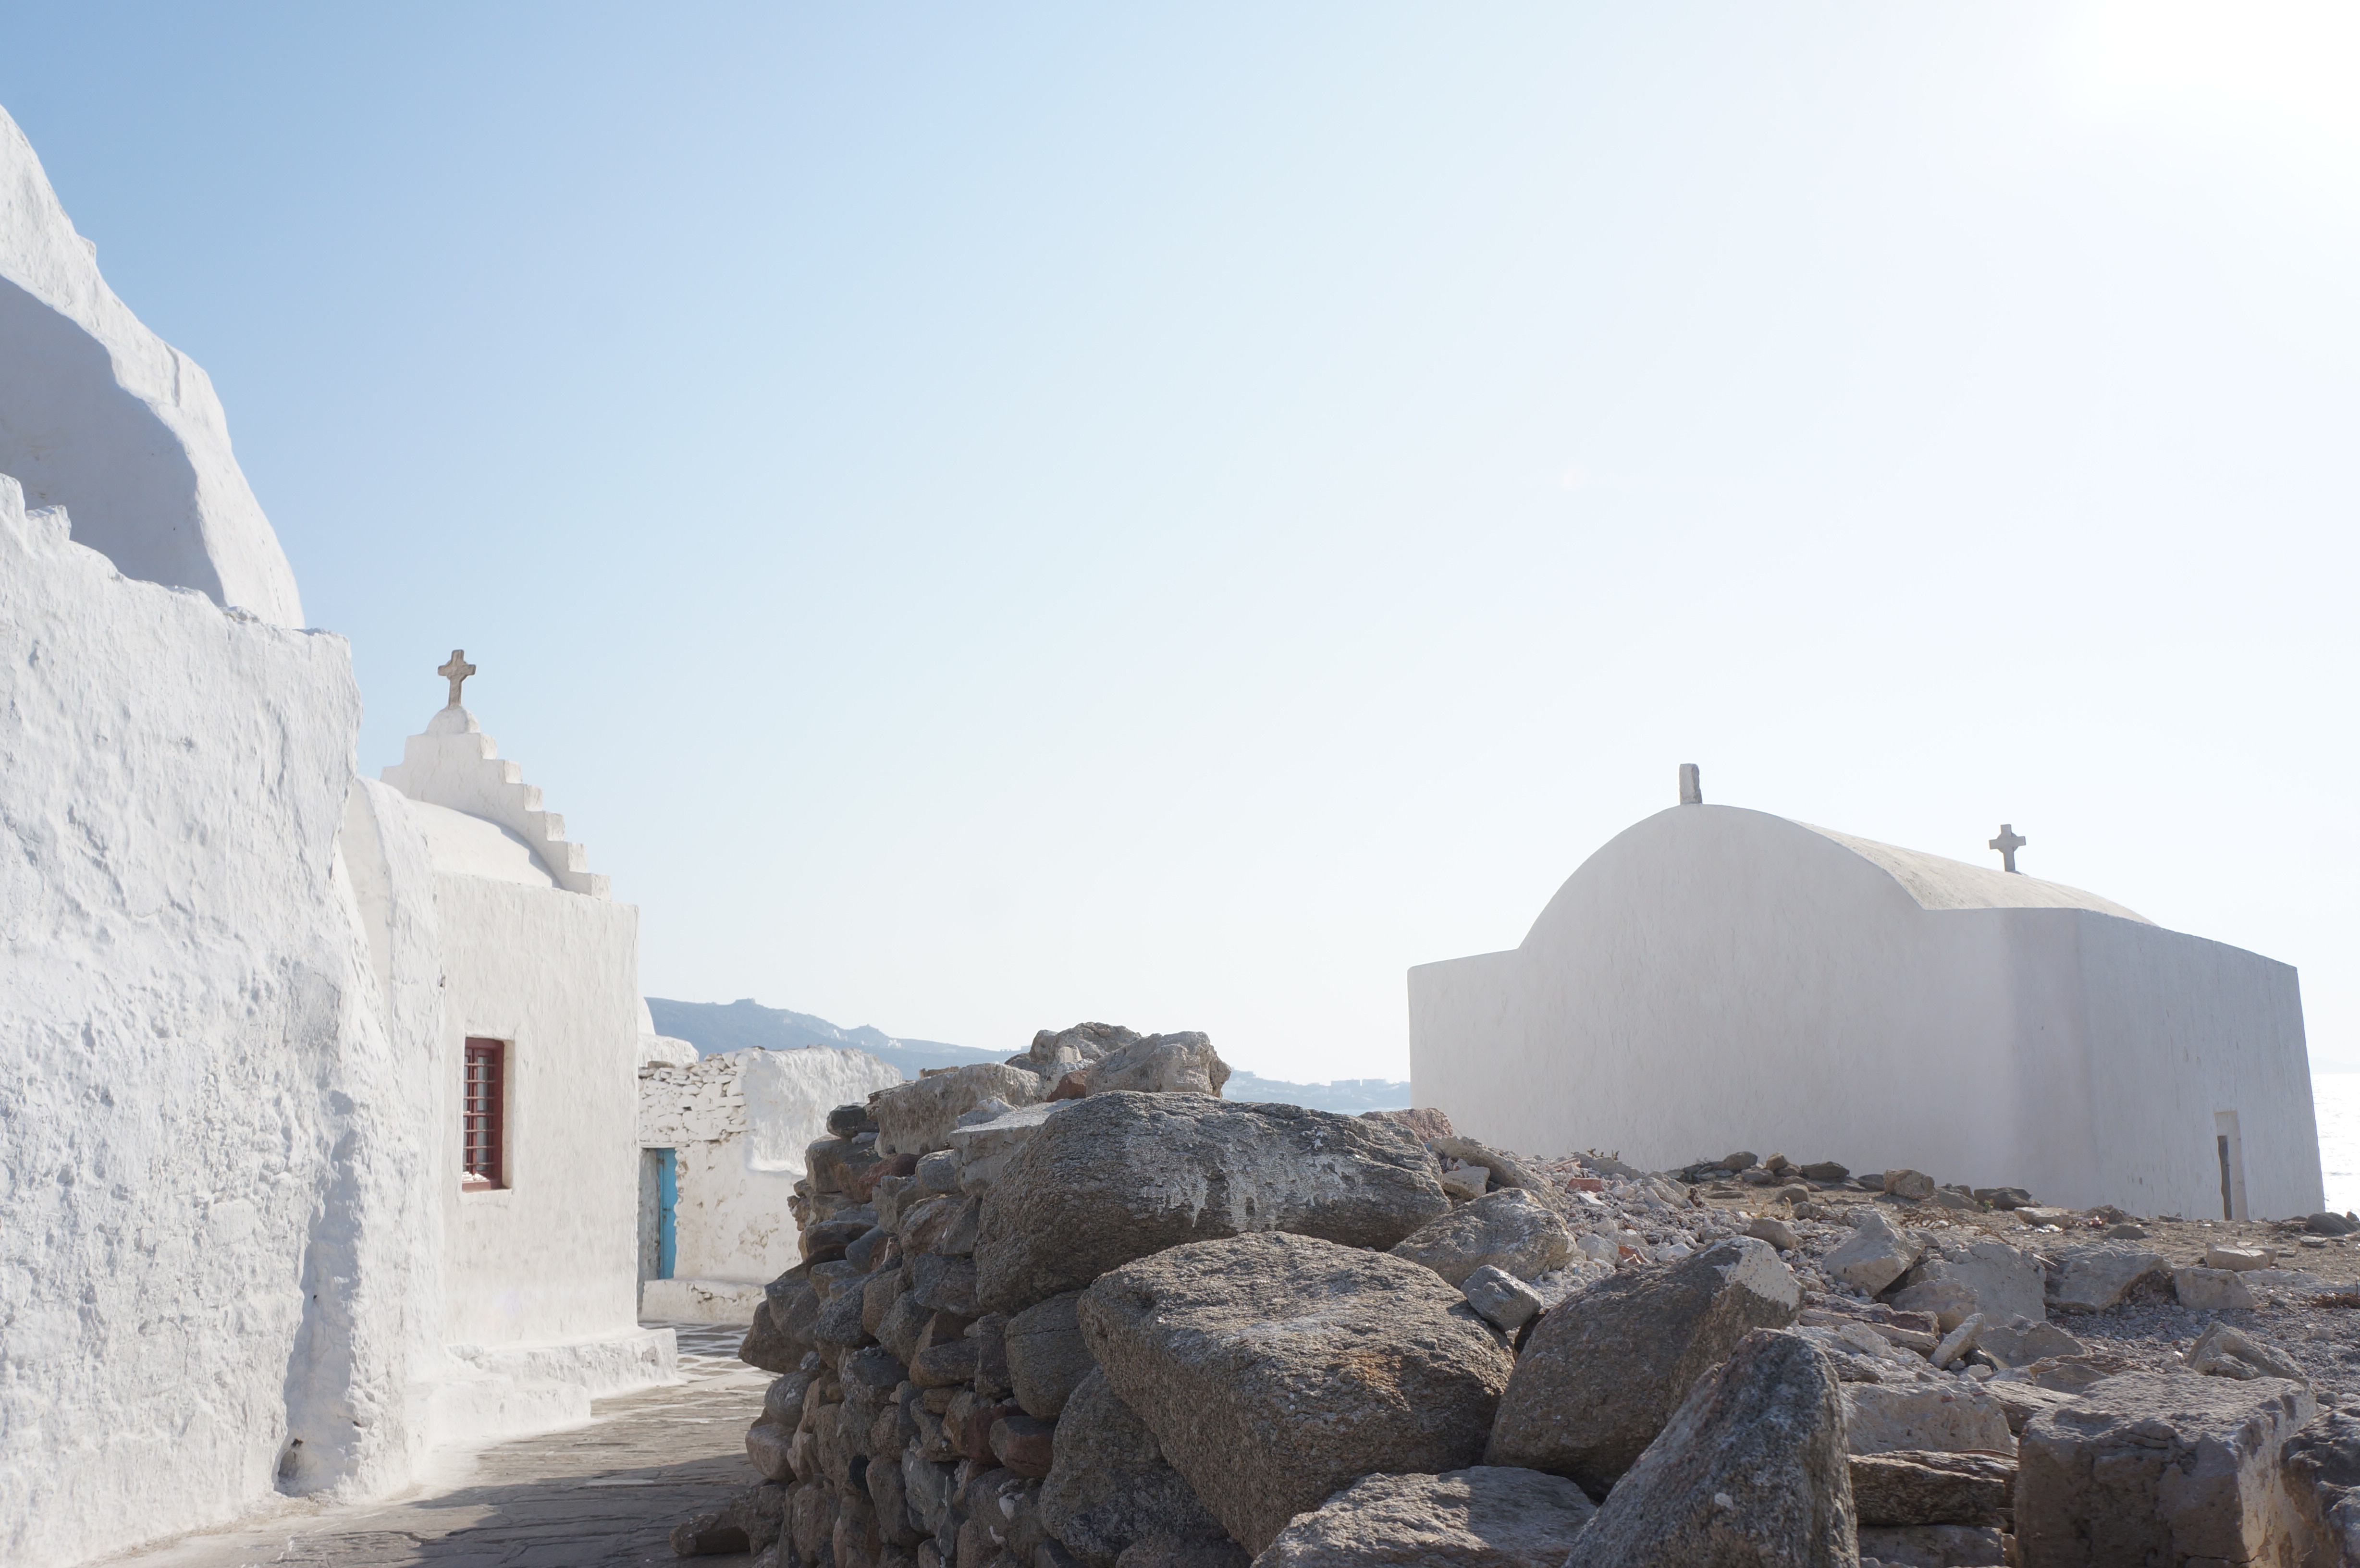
[{"xmin": 2315, "ymin": 1071, "xmax": 2360, "ymax": 1214}]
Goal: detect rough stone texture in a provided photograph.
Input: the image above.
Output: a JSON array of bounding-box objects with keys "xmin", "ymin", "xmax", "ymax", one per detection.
[
  {"xmin": 1825, "ymin": 1209, "xmax": 1923, "ymax": 1296},
  {"xmin": 1389, "ymin": 1189, "xmax": 1574, "ymax": 1287},
  {"xmin": 1849, "ymin": 1452, "xmax": 2014, "ymax": 1527},
  {"xmin": 1079, "ymin": 1232, "xmax": 1516, "ymax": 1555},
  {"xmin": 2281, "ymin": 1407, "xmax": 2360, "ymax": 1568},
  {"xmin": 1462, "ymin": 1265, "xmax": 1546, "ymax": 1332},
  {"xmin": 2174, "ymin": 1266, "xmax": 2260, "ymax": 1311},
  {"xmin": 976, "ymin": 1093, "xmax": 1450, "ymax": 1315},
  {"xmin": 1254, "ymin": 1467, "xmax": 1596, "ymax": 1567},
  {"xmin": 2044, "ymin": 1243, "xmax": 2168, "ymax": 1313},
  {"xmin": 1082, "ymin": 1031, "xmax": 1231, "ymax": 1097},
  {"xmin": 871, "ymin": 1063, "xmax": 1050, "ymax": 1155},
  {"xmin": 2189, "ymin": 1321, "xmax": 2307, "ymax": 1384},
  {"xmin": 1363, "ymin": 1107, "xmax": 1457, "ymax": 1141},
  {"xmin": 1008, "ymin": 1291, "xmax": 1094, "ymax": 1419},
  {"xmin": 1428, "ymin": 1137, "xmax": 1569, "ymax": 1213},
  {"xmin": 2205, "ymin": 1245, "xmax": 2276, "ymax": 1272},
  {"xmin": 1890, "ymin": 1239, "xmax": 2045, "ymax": 1330},
  {"xmin": 1883, "ymin": 1170, "xmax": 1937, "ymax": 1201},
  {"xmin": 2016, "ymin": 1370, "xmax": 2315, "ymax": 1567},
  {"xmin": 1562, "ymin": 1329, "xmax": 1854, "ymax": 1568},
  {"xmin": 1855, "ymin": 1523, "xmax": 2005, "ymax": 1566},
  {"xmin": 946, "ymin": 1100, "xmax": 1068, "ymax": 1190},
  {"xmin": 1026, "ymin": 1021, "xmax": 1142, "ymax": 1075},
  {"xmin": 1040, "ymin": 1369, "xmax": 1230, "ymax": 1568},
  {"xmin": 1485, "ymin": 1237, "xmax": 1800, "ymax": 1494},
  {"xmin": 1842, "ymin": 1384, "xmax": 2015, "ymax": 1457},
  {"xmin": 1978, "ymin": 1316, "xmax": 2084, "ymax": 1369}
]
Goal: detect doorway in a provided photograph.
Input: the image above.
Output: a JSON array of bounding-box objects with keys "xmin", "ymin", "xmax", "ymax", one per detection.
[
  {"xmin": 2215, "ymin": 1111, "xmax": 2248, "ymax": 1222},
  {"xmin": 639, "ymin": 1148, "xmax": 678, "ymax": 1282}
]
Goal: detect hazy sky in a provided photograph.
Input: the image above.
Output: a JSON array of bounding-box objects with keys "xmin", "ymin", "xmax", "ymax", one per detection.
[{"xmin": 7, "ymin": 4, "xmax": 2357, "ymax": 1084}]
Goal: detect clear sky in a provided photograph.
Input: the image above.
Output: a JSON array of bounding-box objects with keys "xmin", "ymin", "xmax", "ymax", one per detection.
[{"xmin": 6, "ymin": 4, "xmax": 2357, "ymax": 1084}]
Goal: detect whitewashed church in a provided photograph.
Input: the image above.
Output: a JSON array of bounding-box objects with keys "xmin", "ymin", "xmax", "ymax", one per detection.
[
  {"xmin": 0, "ymin": 104, "xmax": 674, "ymax": 1567},
  {"xmin": 1410, "ymin": 766, "xmax": 2324, "ymax": 1220}
]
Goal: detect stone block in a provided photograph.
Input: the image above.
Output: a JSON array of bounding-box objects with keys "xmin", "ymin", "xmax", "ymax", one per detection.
[
  {"xmin": 1389, "ymin": 1188, "xmax": 1574, "ymax": 1286},
  {"xmin": 2044, "ymin": 1243, "xmax": 2167, "ymax": 1312},
  {"xmin": 2174, "ymin": 1266, "xmax": 2260, "ymax": 1311},
  {"xmin": 1842, "ymin": 1383, "xmax": 2015, "ymax": 1457},
  {"xmin": 1891, "ymin": 1238, "xmax": 2045, "ymax": 1329},
  {"xmin": 1884, "ymin": 1170, "xmax": 1937, "ymax": 1200},
  {"xmin": 2016, "ymin": 1371, "xmax": 2314, "ymax": 1566},
  {"xmin": 2205, "ymin": 1244, "xmax": 2275, "ymax": 1272},
  {"xmin": 1855, "ymin": 1523, "xmax": 2006, "ymax": 1566},
  {"xmin": 1826, "ymin": 1209, "xmax": 1922, "ymax": 1296},
  {"xmin": 1039, "ymin": 1368, "xmax": 1229, "ymax": 1568},
  {"xmin": 1486, "ymin": 1237, "xmax": 1800, "ymax": 1494},
  {"xmin": 1079, "ymin": 1232, "xmax": 1514, "ymax": 1554},
  {"xmin": 872, "ymin": 1063, "xmax": 1050, "ymax": 1156},
  {"xmin": 975, "ymin": 1093, "xmax": 1448, "ymax": 1315},
  {"xmin": 1978, "ymin": 1315, "xmax": 2084, "ymax": 1369},
  {"xmin": 1080, "ymin": 1030, "xmax": 1230, "ymax": 1096},
  {"xmin": 1849, "ymin": 1451, "xmax": 2014, "ymax": 1527},
  {"xmin": 1007, "ymin": 1291, "xmax": 1094, "ymax": 1419},
  {"xmin": 1255, "ymin": 1467, "xmax": 1595, "ymax": 1567},
  {"xmin": 1563, "ymin": 1329, "xmax": 1854, "ymax": 1568},
  {"xmin": 1462, "ymin": 1264, "xmax": 1546, "ymax": 1332}
]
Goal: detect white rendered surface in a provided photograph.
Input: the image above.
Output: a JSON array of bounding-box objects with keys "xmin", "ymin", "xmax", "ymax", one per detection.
[
  {"xmin": 1410, "ymin": 804, "xmax": 2322, "ymax": 1219},
  {"xmin": 0, "ymin": 479, "xmax": 427, "ymax": 1564},
  {"xmin": 0, "ymin": 106, "xmax": 302, "ymax": 623},
  {"xmin": 638, "ymin": 1047, "xmax": 902, "ymax": 1291},
  {"xmin": 381, "ymin": 706, "xmax": 608, "ymax": 897}
]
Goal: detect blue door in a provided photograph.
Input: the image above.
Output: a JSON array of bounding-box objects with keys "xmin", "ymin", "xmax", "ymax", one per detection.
[{"xmin": 655, "ymin": 1147, "xmax": 678, "ymax": 1280}]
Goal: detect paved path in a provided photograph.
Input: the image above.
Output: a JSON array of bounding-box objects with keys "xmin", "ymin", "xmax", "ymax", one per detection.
[{"xmin": 99, "ymin": 1325, "xmax": 768, "ymax": 1568}]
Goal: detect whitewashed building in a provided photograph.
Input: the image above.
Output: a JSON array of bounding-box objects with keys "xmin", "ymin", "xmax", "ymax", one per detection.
[
  {"xmin": 1410, "ymin": 772, "xmax": 2323, "ymax": 1221},
  {"xmin": 0, "ymin": 103, "xmax": 668, "ymax": 1568},
  {"xmin": 637, "ymin": 1046, "xmax": 902, "ymax": 1322}
]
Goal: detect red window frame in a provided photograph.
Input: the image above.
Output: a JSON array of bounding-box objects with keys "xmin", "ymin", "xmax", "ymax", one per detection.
[{"xmin": 462, "ymin": 1038, "xmax": 506, "ymax": 1189}]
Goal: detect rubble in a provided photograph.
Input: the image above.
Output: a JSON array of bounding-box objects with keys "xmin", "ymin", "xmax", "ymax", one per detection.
[{"xmin": 692, "ymin": 1042, "xmax": 2360, "ymax": 1568}]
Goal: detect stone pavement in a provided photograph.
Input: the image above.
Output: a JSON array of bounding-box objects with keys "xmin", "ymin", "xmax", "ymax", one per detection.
[{"xmin": 98, "ymin": 1324, "xmax": 768, "ymax": 1568}]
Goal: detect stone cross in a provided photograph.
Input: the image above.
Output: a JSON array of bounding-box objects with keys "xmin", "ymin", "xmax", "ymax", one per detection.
[
  {"xmin": 1989, "ymin": 823, "xmax": 2026, "ymax": 874},
  {"xmin": 439, "ymin": 649, "xmax": 476, "ymax": 708}
]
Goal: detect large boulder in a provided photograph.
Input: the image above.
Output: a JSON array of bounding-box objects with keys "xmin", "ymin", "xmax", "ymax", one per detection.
[
  {"xmin": 1078, "ymin": 1232, "xmax": 1516, "ymax": 1555},
  {"xmin": 870, "ymin": 1063, "xmax": 1048, "ymax": 1155},
  {"xmin": 2043, "ymin": 1242, "xmax": 2167, "ymax": 1313},
  {"xmin": 1389, "ymin": 1189, "xmax": 1573, "ymax": 1287},
  {"xmin": 975, "ymin": 1093, "xmax": 1449, "ymax": 1315},
  {"xmin": 1039, "ymin": 1368, "xmax": 1230, "ymax": 1568},
  {"xmin": 1889, "ymin": 1238, "xmax": 2045, "ymax": 1329},
  {"xmin": 1485, "ymin": 1237, "xmax": 1801, "ymax": 1494},
  {"xmin": 1007, "ymin": 1290, "xmax": 1094, "ymax": 1419},
  {"xmin": 2016, "ymin": 1371, "xmax": 2315, "ymax": 1566},
  {"xmin": 1082, "ymin": 1030, "xmax": 1230, "ymax": 1096},
  {"xmin": 1562, "ymin": 1329, "xmax": 1854, "ymax": 1568},
  {"xmin": 1254, "ymin": 1468, "xmax": 1595, "ymax": 1567},
  {"xmin": 2282, "ymin": 1407, "xmax": 2360, "ymax": 1568}
]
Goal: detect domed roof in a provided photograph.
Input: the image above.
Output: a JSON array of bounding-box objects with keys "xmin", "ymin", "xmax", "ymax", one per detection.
[{"xmin": 1796, "ymin": 821, "xmax": 2149, "ymax": 923}]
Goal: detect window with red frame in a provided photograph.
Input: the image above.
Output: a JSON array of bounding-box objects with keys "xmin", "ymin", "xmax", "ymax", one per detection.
[{"xmin": 462, "ymin": 1038, "xmax": 505, "ymax": 1188}]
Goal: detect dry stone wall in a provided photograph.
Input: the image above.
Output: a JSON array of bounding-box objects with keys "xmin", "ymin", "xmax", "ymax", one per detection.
[{"xmin": 681, "ymin": 1031, "xmax": 2360, "ymax": 1568}]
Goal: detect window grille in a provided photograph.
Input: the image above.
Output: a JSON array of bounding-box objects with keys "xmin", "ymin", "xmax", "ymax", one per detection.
[{"xmin": 463, "ymin": 1038, "xmax": 505, "ymax": 1188}]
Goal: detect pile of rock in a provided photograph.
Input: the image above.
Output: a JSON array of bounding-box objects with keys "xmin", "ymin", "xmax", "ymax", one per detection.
[{"xmin": 678, "ymin": 1036, "xmax": 2356, "ymax": 1568}]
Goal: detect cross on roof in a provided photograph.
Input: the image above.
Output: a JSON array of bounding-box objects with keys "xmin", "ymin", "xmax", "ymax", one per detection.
[
  {"xmin": 1989, "ymin": 823, "xmax": 2026, "ymax": 874},
  {"xmin": 439, "ymin": 649, "xmax": 477, "ymax": 708}
]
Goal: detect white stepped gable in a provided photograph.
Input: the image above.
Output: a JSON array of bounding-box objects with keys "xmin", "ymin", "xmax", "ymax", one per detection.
[{"xmin": 381, "ymin": 703, "xmax": 610, "ymax": 897}]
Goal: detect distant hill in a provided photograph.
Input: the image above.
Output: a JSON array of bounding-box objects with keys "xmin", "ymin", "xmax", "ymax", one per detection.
[{"xmin": 643, "ymin": 997, "xmax": 1413, "ymax": 1113}]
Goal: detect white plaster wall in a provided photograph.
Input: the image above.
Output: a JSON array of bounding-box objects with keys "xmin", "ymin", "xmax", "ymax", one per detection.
[
  {"xmin": 382, "ymin": 709, "xmax": 605, "ymax": 896},
  {"xmin": 0, "ymin": 104, "xmax": 302, "ymax": 624},
  {"xmin": 1409, "ymin": 804, "xmax": 2321, "ymax": 1218},
  {"xmin": 638, "ymin": 1048, "xmax": 901, "ymax": 1288},
  {"xmin": 0, "ymin": 479, "xmax": 420, "ymax": 1566},
  {"xmin": 432, "ymin": 872, "xmax": 644, "ymax": 1348}
]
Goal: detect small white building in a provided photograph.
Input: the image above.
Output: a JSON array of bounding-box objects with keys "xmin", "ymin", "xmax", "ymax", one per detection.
[
  {"xmin": 1410, "ymin": 779, "xmax": 2323, "ymax": 1220},
  {"xmin": 636, "ymin": 1046, "xmax": 902, "ymax": 1322}
]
